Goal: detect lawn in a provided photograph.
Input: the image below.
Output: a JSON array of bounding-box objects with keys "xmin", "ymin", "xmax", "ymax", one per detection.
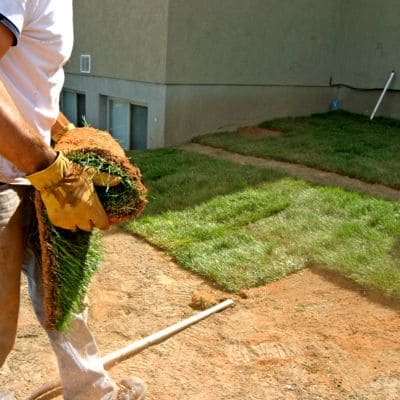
[
  {"xmin": 125, "ymin": 149, "xmax": 400, "ymax": 298},
  {"xmin": 193, "ymin": 110, "xmax": 400, "ymax": 189}
]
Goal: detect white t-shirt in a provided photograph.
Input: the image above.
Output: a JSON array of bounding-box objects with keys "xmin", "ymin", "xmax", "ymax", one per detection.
[{"xmin": 0, "ymin": 0, "xmax": 73, "ymax": 184}]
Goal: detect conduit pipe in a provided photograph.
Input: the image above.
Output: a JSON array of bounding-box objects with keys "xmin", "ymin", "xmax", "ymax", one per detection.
[
  {"xmin": 370, "ymin": 70, "xmax": 395, "ymax": 120},
  {"xmin": 27, "ymin": 299, "xmax": 234, "ymax": 400}
]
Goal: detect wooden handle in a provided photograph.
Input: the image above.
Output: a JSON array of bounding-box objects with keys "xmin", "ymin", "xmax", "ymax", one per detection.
[{"xmin": 28, "ymin": 299, "xmax": 234, "ymax": 400}]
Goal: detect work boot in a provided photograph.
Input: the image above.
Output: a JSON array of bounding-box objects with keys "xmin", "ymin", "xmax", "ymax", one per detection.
[
  {"xmin": 115, "ymin": 377, "xmax": 146, "ymax": 400},
  {"xmin": 0, "ymin": 393, "xmax": 15, "ymax": 400}
]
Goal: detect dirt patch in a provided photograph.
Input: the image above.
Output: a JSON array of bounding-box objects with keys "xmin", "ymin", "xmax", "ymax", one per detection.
[
  {"xmin": 1, "ymin": 228, "xmax": 399, "ymax": 399},
  {"xmin": 238, "ymin": 126, "xmax": 283, "ymax": 139}
]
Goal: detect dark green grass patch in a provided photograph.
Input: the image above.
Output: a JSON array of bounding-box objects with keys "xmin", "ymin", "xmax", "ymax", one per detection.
[
  {"xmin": 193, "ymin": 111, "xmax": 400, "ymax": 189},
  {"xmin": 127, "ymin": 148, "xmax": 285, "ymax": 215},
  {"xmin": 125, "ymin": 149, "xmax": 400, "ymax": 297}
]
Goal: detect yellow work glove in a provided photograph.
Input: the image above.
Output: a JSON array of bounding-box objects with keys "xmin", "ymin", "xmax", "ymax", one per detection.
[{"xmin": 27, "ymin": 152, "xmax": 120, "ymax": 232}]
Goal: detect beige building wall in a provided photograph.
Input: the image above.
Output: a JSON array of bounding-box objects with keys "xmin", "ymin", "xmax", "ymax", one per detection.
[
  {"xmin": 335, "ymin": 0, "xmax": 400, "ymax": 90},
  {"xmin": 161, "ymin": 0, "xmax": 344, "ymax": 143},
  {"xmin": 66, "ymin": 0, "xmax": 400, "ymax": 89},
  {"xmin": 166, "ymin": 0, "xmax": 341, "ymax": 85},
  {"xmin": 338, "ymin": 87, "xmax": 400, "ymax": 118},
  {"xmin": 65, "ymin": 0, "xmax": 169, "ymax": 83},
  {"xmin": 164, "ymin": 86, "xmax": 336, "ymax": 146}
]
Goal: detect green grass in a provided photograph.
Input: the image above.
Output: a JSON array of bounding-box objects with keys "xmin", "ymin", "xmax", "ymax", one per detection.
[
  {"xmin": 128, "ymin": 148, "xmax": 285, "ymax": 215},
  {"xmin": 125, "ymin": 149, "xmax": 400, "ymax": 298},
  {"xmin": 68, "ymin": 151, "xmax": 144, "ymax": 218},
  {"xmin": 193, "ymin": 110, "xmax": 400, "ymax": 189},
  {"xmin": 50, "ymin": 227, "xmax": 102, "ymax": 331}
]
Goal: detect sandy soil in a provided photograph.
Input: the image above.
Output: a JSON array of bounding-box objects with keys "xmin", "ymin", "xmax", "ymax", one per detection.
[{"xmin": 0, "ymin": 227, "xmax": 399, "ymax": 400}]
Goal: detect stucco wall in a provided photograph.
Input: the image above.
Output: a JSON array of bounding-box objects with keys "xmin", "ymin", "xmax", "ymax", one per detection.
[
  {"xmin": 65, "ymin": 0, "xmax": 169, "ymax": 83},
  {"xmin": 66, "ymin": 1, "xmax": 400, "ymax": 89},
  {"xmin": 164, "ymin": 86, "xmax": 336, "ymax": 146},
  {"xmin": 165, "ymin": 0, "xmax": 341, "ymax": 85},
  {"xmin": 338, "ymin": 87, "xmax": 400, "ymax": 118},
  {"xmin": 334, "ymin": 0, "xmax": 400, "ymax": 90}
]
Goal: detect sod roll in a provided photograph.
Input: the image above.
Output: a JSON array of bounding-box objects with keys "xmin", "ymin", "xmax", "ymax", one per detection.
[{"xmin": 36, "ymin": 127, "xmax": 147, "ymax": 331}]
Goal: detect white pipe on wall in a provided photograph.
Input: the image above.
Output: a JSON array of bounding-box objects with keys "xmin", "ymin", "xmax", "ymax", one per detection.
[{"xmin": 370, "ymin": 70, "xmax": 395, "ymax": 120}]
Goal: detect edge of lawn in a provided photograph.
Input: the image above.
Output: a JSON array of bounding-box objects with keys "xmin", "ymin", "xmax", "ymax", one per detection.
[
  {"xmin": 122, "ymin": 148, "xmax": 400, "ymax": 299},
  {"xmin": 192, "ymin": 110, "xmax": 400, "ymax": 190}
]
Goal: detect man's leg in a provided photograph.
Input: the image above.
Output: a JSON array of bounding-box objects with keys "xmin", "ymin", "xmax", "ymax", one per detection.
[
  {"xmin": 0, "ymin": 185, "xmax": 25, "ymax": 368},
  {"xmin": 21, "ymin": 188, "xmax": 117, "ymax": 400}
]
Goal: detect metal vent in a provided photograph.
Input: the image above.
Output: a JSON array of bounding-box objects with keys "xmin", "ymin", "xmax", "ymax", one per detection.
[{"xmin": 80, "ymin": 54, "xmax": 91, "ymax": 73}]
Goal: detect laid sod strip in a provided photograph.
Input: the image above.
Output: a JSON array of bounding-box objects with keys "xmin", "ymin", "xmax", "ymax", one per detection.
[
  {"xmin": 126, "ymin": 149, "xmax": 400, "ymax": 298},
  {"xmin": 193, "ymin": 110, "xmax": 400, "ymax": 189},
  {"xmin": 126, "ymin": 148, "xmax": 285, "ymax": 216}
]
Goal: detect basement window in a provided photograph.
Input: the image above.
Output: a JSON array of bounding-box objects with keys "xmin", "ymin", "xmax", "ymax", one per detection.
[
  {"xmin": 60, "ymin": 90, "xmax": 86, "ymax": 127},
  {"xmin": 108, "ymin": 98, "xmax": 148, "ymax": 150},
  {"xmin": 80, "ymin": 54, "xmax": 91, "ymax": 73}
]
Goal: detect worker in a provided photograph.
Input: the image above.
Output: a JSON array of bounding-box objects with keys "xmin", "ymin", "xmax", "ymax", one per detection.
[{"xmin": 0, "ymin": 1, "xmax": 146, "ymax": 399}]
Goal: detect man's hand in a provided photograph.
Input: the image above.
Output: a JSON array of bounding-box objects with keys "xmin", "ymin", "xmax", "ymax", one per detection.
[
  {"xmin": 51, "ymin": 112, "xmax": 75, "ymax": 142},
  {"xmin": 27, "ymin": 152, "xmax": 119, "ymax": 231}
]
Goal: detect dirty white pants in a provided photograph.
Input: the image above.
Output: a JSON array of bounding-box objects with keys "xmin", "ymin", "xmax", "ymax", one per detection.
[{"xmin": 0, "ymin": 185, "xmax": 116, "ymax": 399}]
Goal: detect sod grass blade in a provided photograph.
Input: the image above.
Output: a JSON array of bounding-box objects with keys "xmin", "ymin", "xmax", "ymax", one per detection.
[
  {"xmin": 49, "ymin": 225, "xmax": 102, "ymax": 331},
  {"xmin": 67, "ymin": 151, "xmax": 144, "ymax": 219}
]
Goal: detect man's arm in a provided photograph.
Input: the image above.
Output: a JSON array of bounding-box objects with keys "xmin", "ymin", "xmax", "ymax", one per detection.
[
  {"xmin": 51, "ymin": 112, "xmax": 75, "ymax": 142},
  {"xmin": 0, "ymin": 23, "xmax": 13, "ymax": 57},
  {"xmin": 0, "ymin": 19, "xmax": 112, "ymax": 231},
  {"xmin": 0, "ymin": 24, "xmax": 56, "ymax": 174}
]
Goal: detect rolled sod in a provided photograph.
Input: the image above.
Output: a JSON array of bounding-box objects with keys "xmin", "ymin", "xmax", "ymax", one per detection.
[{"xmin": 35, "ymin": 128, "xmax": 147, "ymax": 331}]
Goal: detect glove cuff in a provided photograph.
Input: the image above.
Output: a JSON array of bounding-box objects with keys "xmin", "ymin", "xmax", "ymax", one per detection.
[{"xmin": 27, "ymin": 151, "xmax": 70, "ymax": 190}]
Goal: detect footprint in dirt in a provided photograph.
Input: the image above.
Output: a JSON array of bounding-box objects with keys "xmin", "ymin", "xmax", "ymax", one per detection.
[{"xmin": 227, "ymin": 341, "xmax": 294, "ymax": 365}]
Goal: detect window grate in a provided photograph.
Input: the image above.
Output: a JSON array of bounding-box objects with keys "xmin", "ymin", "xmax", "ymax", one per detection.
[
  {"xmin": 80, "ymin": 55, "xmax": 91, "ymax": 73},
  {"xmin": 107, "ymin": 97, "xmax": 148, "ymax": 150},
  {"xmin": 60, "ymin": 90, "xmax": 86, "ymax": 127}
]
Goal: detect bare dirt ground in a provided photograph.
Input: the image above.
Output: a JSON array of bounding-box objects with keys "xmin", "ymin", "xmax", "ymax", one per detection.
[{"xmin": 1, "ymin": 228, "xmax": 399, "ymax": 400}]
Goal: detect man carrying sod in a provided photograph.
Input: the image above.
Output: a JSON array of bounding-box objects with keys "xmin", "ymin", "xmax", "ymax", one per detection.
[{"xmin": 0, "ymin": 1, "xmax": 146, "ymax": 399}]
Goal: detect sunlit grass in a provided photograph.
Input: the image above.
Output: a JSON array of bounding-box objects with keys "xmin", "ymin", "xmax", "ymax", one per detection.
[
  {"xmin": 125, "ymin": 149, "xmax": 400, "ymax": 297},
  {"xmin": 193, "ymin": 110, "xmax": 400, "ymax": 189}
]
